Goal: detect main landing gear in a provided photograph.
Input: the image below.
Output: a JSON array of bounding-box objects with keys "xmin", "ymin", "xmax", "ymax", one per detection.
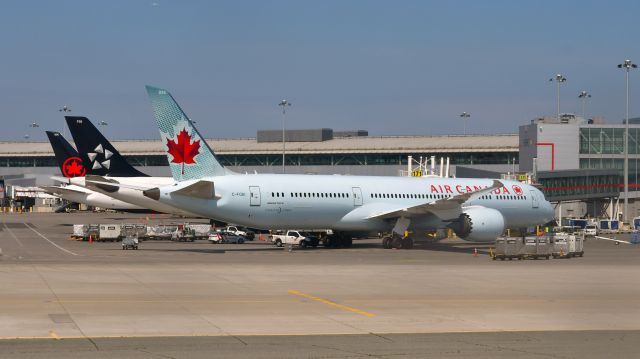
[
  {"xmin": 381, "ymin": 234, "xmax": 414, "ymax": 249},
  {"xmin": 322, "ymin": 233, "xmax": 353, "ymax": 248},
  {"xmin": 382, "ymin": 216, "xmax": 414, "ymax": 249}
]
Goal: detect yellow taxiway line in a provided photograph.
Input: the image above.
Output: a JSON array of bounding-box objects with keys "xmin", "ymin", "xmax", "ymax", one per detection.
[{"xmin": 288, "ymin": 290, "xmax": 375, "ymax": 317}]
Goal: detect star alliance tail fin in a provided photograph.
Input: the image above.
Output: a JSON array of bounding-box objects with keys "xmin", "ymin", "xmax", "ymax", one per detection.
[
  {"xmin": 65, "ymin": 116, "xmax": 149, "ymax": 177},
  {"xmin": 145, "ymin": 85, "xmax": 231, "ymax": 180}
]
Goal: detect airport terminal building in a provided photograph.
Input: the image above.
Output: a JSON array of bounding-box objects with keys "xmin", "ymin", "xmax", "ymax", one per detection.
[{"xmin": 0, "ymin": 129, "xmax": 519, "ymax": 184}]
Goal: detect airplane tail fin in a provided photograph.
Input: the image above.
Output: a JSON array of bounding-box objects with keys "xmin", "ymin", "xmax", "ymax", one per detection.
[
  {"xmin": 45, "ymin": 131, "xmax": 87, "ymax": 178},
  {"xmin": 65, "ymin": 116, "xmax": 149, "ymax": 177},
  {"xmin": 145, "ymin": 85, "xmax": 231, "ymax": 180}
]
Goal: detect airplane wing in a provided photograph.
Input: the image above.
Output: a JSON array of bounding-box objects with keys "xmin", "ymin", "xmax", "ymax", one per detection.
[
  {"xmin": 367, "ymin": 179, "xmax": 504, "ymax": 221},
  {"xmin": 84, "ymin": 175, "xmax": 152, "ymax": 191},
  {"xmin": 40, "ymin": 185, "xmax": 90, "ymax": 196}
]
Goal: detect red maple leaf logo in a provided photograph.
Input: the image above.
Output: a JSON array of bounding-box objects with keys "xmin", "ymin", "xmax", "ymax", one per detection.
[
  {"xmin": 166, "ymin": 128, "xmax": 201, "ymax": 174},
  {"xmin": 62, "ymin": 157, "xmax": 86, "ymax": 178},
  {"xmin": 512, "ymin": 185, "xmax": 523, "ymax": 195}
]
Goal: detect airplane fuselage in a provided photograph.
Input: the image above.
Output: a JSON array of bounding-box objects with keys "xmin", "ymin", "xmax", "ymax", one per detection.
[{"xmin": 155, "ymin": 174, "xmax": 554, "ymax": 233}]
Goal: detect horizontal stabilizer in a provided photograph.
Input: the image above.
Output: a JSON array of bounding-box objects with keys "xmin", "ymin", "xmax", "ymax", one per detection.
[
  {"xmin": 51, "ymin": 176, "xmax": 71, "ymax": 184},
  {"xmin": 173, "ymin": 180, "xmax": 217, "ymax": 200},
  {"xmin": 144, "ymin": 180, "xmax": 218, "ymax": 201}
]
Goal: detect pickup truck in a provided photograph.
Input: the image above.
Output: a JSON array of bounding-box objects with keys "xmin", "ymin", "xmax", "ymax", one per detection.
[{"xmin": 270, "ymin": 230, "xmax": 320, "ymax": 248}]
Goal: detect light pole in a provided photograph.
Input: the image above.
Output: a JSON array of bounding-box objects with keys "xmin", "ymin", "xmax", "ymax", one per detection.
[
  {"xmin": 578, "ymin": 90, "xmax": 591, "ymax": 119},
  {"xmin": 549, "ymin": 74, "xmax": 567, "ymax": 121},
  {"xmin": 278, "ymin": 99, "xmax": 291, "ymax": 174},
  {"xmin": 618, "ymin": 59, "xmax": 637, "ymax": 222},
  {"xmin": 459, "ymin": 112, "xmax": 470, "ymax": 135},
  {"xmin": 59, "ymin": 105, "xmax": 71, "ymax": 137}
]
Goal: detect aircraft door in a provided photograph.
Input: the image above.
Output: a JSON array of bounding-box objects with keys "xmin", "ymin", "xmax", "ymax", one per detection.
[
  {"xmin": 530, "ymin": 190, "xmax": 539, "ymax": 208},
  {"xmin": 249, "ymin": 186, "xmax": 261, "ymax": 206},
  {"xmin": 352, "ymin": 187, "xmax": 363, "ymax": 206}
]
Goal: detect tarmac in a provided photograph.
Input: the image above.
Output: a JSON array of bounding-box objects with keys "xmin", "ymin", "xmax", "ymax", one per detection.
[{"xmin": 1, "ymin": 212, "xmax": 639, "ymax": 358}]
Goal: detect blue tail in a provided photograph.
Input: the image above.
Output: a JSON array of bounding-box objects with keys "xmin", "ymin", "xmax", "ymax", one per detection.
[{"xmin": 145, "ymin": 85, "xmax": 231, "ymax": 180}]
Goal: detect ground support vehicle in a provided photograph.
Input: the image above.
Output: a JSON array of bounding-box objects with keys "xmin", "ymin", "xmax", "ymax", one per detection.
[
  {"xmin": 220, "ymin": 231, "xmax": 245, "ymax": 244},
  {"xmin": 522, "ymin": 237, "xmax": 552, "ymax": 260},
  {"xmin": 584, "ymin": 224, "xmax": 598, "ymax": 237},
  {"xmin": 270, "ymin": 230, "xmax": 320, "ymax": 248},
  {"xmin": 208, "ymin": 232, "xmax": 224, "ymax": 243},
  {"xmin": 493, "ymin": 237, "xmax": 525, "ymax": 260},
  {"xmin": 122, "ymin": 235, "xmax": 139, "ymax": 250},
  {"xmin": 222, "ymin": 225, "xmax": 255, "ymax": 240}
]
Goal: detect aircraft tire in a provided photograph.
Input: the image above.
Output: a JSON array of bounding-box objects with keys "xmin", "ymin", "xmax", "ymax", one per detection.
[
  {"xmin": 401, "ymin": 237, "xmax": 414, "ymax": 249},
  {"xmin": 391, "ymin": 237, "xmax": 403, "ymax": 249},
  {"xmin": 342, "ymin": 236, "xmax": 353, "ymax": 248},
  {"xmin": 382, "ymin": 237, "xmax": 391, "ymax": 249}
]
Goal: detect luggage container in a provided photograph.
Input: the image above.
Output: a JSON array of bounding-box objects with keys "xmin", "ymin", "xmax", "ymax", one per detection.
[
  {"xmin": 70, "ymin": 224, "xmax": 86, "ymax": 240},
  {"xmin": 146, "ymin": 225, "xmax": 178, "ymax": 240},
  {"xmin": 552, "ymin": 233, "xmax": 583, "ymax": 258},
  {"xmin": 493, "ymin": 237, "xmax": 525, "ymax": 260},
  {"xmin": 186, "ymin": 223, "xmax": 212, "ymax": 239},
  {"xmin": 523, "ymin": 236, "xmax": 552, "ymax": 260},
  {"xmin": 571, "ymin": 235, "xmax": 585, "ymax": 257},
  {"xmin": 120, "ymin": 224, "xmax": 138, "ymax": 238},
  {"xmin": 634, "ymin": 218, "xmax": 640, "ymax": 230},
  {"xmin": 99, "ymin": 224, "xmax": 121, "ymax": 241}
]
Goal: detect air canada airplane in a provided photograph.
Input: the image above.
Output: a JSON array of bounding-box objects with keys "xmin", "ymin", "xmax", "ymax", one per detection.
[
  {"xmin": 42, "ymin": 131, "xmax": 144, "ymax": 211},
  {"xmin": 63, "ymin": 116, "xmax": 198, "ymax": 217},
  {"xmin": 132, "ymin": 86, "xmax": 554, "ymax": 249}
]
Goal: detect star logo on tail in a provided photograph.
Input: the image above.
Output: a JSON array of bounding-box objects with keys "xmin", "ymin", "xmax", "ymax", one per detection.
[{"xmin": 87, "ymin": 143, "xmax": 113, "ymax": 170}]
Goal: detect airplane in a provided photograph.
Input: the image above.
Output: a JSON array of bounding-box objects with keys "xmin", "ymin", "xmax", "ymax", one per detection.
[
  {"xmin": 63, "ymin": 116, "xmax": 198, "ymax": 217},
  {"xmin": 41, "ymin": 131, "xmax": 144, "ymax": 211},
  {"xmin": 131, "ymin": 85, "xmax": 555, "ymax": 249}
]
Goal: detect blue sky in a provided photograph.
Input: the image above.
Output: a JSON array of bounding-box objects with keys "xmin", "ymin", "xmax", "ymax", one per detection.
[{"xmin": 2, "ymin": 0, "xmax": 640, "ymax": 141}]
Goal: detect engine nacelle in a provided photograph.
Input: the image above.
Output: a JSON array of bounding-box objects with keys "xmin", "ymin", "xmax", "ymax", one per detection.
[{"xmin": 449, "ymin": 207, "xmax": 505, "ymax": 242}]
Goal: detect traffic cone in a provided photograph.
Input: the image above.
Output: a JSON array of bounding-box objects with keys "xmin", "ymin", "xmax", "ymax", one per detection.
[
  {"xmin": 473, "ymin": 248, "xmax": 478, "ymax": 257},
  {"xmin": 89, "ymin": 235, "xmax": 93, "ymax": 244}
]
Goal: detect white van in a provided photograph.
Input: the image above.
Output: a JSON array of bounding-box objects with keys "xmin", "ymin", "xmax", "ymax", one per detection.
[{"xmin": 584, "ymin": 224, "xmax": 598, "ymax": 237}]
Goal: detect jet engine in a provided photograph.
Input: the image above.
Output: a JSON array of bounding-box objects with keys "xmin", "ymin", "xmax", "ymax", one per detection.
[{"xmin": 449, "ymin": 207, "xmax": 505, "ymax": 242}]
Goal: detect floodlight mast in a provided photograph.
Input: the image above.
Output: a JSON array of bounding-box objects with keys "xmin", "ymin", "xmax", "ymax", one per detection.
[
  {"xmin": 618, "ymin": 59, "xmax": 637, "ymax": 222},
  {"xmin": 460, "ymin": 112, "xmax": 470, "ymax": 135},
  {"xmin": 549, "ymin": 74, "xmax": 567, "ymax": 122},
  {"xmin": 278, "ymin": 100, "xmax": 291, "ymax": 174}
]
